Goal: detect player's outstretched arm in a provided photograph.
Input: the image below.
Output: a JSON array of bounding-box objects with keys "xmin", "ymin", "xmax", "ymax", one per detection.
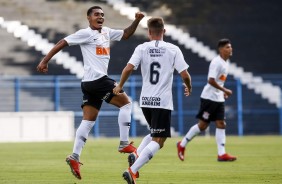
[
  {"xmin": 37, "ymin": 39, "xmax": 68, "ymax": 73},
  {"xmin": 122, "ymin": 12, "xmax": 145, "ymax": 40}
]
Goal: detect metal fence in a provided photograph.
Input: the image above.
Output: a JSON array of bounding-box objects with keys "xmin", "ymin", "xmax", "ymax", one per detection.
[{"xmin": 0, "ymin": 75, "xmax": 281, "ymax": 136}]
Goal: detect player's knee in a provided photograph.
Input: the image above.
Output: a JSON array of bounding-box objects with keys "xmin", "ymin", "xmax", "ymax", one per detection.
[
  {"xmin": 216, "ymin": 121, "xmax": 226, "ymax": 128},
  {"xmin": 120, "ymin": 102, "xmax": 132, "ymax": 110},
  {"xmin": 83, "ymin": 105, "xmax": 98, "ymax": 121},
  {"xmin": 153, "ymin": 138, "xmax": 166, "ymax": 149},
  {"xmin": 198, "ymin": 121, "xmax": 209, "ymax": 131}
]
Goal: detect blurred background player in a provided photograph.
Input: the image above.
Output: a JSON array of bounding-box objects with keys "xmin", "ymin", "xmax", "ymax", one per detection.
[
  {"xmin": 37, "ymin": 6, "xmax": 144, "ymax": 180},
  {"xmin": 177, "ymin": 38, "xmax": 237, "ymax": 162},
  {"xmin": 113, "ymin": 17, "xmax": 192, "ymax": 184}
]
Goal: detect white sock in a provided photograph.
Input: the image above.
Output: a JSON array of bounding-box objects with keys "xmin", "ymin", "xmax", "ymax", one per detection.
[
  {"xmin": 73, "ymin": 120, "xmax": 95, "ymax": 157},
  {"xmin": 118, "ymin": 103, "xmax": 132, "ymax": 142},
  {"xmin": 131, "ymin": 141, "xmax": 160, "ymax": 174},
  {"xmin": 137, "ymin": 134, "xmax": 152, "ymax": 155},
  {"xmin": 180, "ymin": 124, "xmax": 201, "ymax": 147},
  {"xmin": 216, "ymin": 128, "xmax": 226, "ymax": 156}
]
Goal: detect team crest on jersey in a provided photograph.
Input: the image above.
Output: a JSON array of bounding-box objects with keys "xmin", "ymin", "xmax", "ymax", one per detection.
[
  {"xmin": 202, "ymin": 111, "xmax": 210, "ymax": 120},
  {"xmin": 101, "ymin": 32, "xmax": 109, "ymax": 40}
]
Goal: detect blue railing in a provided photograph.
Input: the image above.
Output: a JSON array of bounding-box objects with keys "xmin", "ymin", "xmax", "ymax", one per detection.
[
  {"xmin": 236, "ymin": 79, "xmax": 243, "ymax": 136},
  {"xmin": 0, "ymin": 75, "xmax": 281, "ymax": 136}
]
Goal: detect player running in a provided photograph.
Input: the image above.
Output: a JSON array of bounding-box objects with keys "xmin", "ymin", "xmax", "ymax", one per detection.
[
  {"xmin": 113, "ymin": 17, "xmax": 192, "ymax": 184},
  {"xmin": 177, "ymin": 38, "xmax": 237, "ymax": 162}
]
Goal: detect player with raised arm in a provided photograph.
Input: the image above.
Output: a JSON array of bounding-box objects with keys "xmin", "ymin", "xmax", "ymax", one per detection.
[
  {"xmin": 113, "ymin": 17, "xmax": 192, "ymax": 184},
  {"xmin": 37, "ymin": 6, "xmax": 144, "ymax": 180},
  {"xmin": 177, "ymin": 38, "xmax": 237, "ymax": 162}
]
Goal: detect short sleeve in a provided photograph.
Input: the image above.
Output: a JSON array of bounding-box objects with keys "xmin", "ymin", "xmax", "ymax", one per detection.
[
  {"xmin": 208, "ymin": 60, "xmax": 219, "ymax": 79},
  {"xmin": 108, "ymin": 27, "xmax": 123, "ymax": 41},
  {"xmin": 174, "ymin": 47, "xmax": 189, "ymax": 73},
  {"xmin": 128, "ymin": 45, "xmax": 142, "ymax": 70},
  {"xmin": 64, "ymin": 29, "xmax": 91, "ymax": 46}
]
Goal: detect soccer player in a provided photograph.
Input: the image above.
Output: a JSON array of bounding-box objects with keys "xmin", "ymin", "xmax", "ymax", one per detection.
[
  {"xmin": 176, "ymin": 38, "xmax": 237, "ymax": 162},
  {"xmin": 113, "ymin": 17, "xmax": 192, "ymax": 184},
  {"xmin": 37, "ymin": 6, "xmax": 144, "ymax": 180}
]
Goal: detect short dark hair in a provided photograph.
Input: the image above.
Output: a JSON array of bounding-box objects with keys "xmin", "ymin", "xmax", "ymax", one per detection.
[
  {"xmin": 87, "ymin": 6, "xmax": 102, "ymax": 16},
  {"xmin": 218, "ymin": 38, "xmax": 231, "ymax": 48},
  {"xmin": 147, "ymin": 17, "xmax": 164, "ymax": 35}
]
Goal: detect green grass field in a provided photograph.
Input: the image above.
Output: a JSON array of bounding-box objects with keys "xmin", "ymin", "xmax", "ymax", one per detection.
[{"xmin": 1, "ymin": 136, "xmax": 282, "ymax": 184}]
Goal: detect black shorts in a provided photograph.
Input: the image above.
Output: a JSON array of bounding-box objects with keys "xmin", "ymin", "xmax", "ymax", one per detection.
[
  {"xmin": 196, "ymin": 98, "xmax": 225, "ymax": 123},
  {"xmin": 81, "ymin": 75, "xmax": 124, "ymax": 110},
  {"xmin": 141, "ymin": 107, "xmax": 171, "ymax": 138}
]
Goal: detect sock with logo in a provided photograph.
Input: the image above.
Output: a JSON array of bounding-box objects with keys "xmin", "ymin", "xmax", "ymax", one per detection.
[
  {"xmin": 180, "ymin": 124, "xmax": 201, "ymax": 147},
  {"xmin": 72, "ymin": 120, "xmax": 95, "ymax": 160},
  {"xmin": 216, "ymin": 128, "xmax": 226, "ymax": 156},
  {"xmin": 118, "ymin": 103, "xmax": 132, "ymax": 142}
]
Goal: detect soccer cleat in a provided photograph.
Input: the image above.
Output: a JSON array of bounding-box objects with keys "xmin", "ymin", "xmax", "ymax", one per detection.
[
  {"xmin": 122, "ymin": 168, "xmax": 137, "ymax": 184},
  {"xmin": 118, "ymin": 141, "xmax": 137, "ymax": 153},
  {"xmin": 217, "ymin": 153, "xmax": 237, "ymax": 161},
  {"xmin": 127, "ymin": 152, "xmax": 139, "ymax": 178},
  {"xmin": 177, "ymin": 141, "xmax": 185, "ymax": 161},
  {"xmin": 128, "ymin": 151, "xmax": 138, "ymax": 167},
  {"xmin": 66, "ymin": 155, "xmax": 83, "ymax": 180}
]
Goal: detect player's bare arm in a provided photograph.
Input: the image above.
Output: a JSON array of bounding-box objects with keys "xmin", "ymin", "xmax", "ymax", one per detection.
[
  {"xmin": 113, "ymin": 64, "xmax": 134, "ymax": 95},
  {"xmin": 180, "ymin": 70, "xmax": 192, "ymax": 96},
  {"xmin": 122, "ymin": 12, "xmax": 145, "ymax": 40},
  {"xmin": 208, "ymin": 77, "xmax": 232, "ymax": 97},
  {"xmin": 37, "ymin": 39, "xmax": 68, "ymax": 73}
]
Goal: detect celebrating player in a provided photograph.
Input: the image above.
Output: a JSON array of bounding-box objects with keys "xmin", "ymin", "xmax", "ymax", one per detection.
[{"xmin": 37, "ymin": 6, "xmax": 144, "ymax": 180}]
